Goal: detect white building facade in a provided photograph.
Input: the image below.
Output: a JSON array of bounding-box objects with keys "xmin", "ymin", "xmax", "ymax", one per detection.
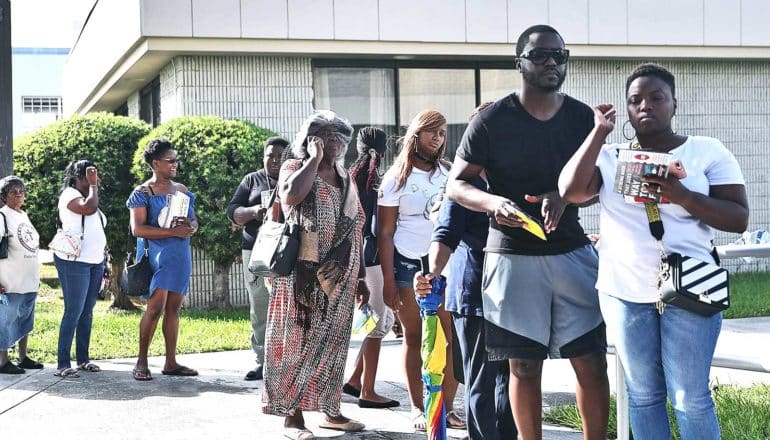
[{"xmin": 63, "ymin": 0, "xmax": 770, "ymax": 279}]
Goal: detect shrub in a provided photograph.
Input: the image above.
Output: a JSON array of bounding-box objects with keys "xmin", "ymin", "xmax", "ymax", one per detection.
[{"xmin": 13, "ymin": 112, "xmax": 151, "ymax": 261}]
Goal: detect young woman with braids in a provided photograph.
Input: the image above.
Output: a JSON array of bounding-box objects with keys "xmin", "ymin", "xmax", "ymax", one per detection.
[{"xmin": 341, "ymin": 127, "xmax": 399, "ymax": 409}]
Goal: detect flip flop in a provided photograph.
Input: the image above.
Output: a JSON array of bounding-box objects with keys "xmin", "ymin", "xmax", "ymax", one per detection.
[
  {"xmin": 132, "ymin": 367, "xmax": 153, "ymax": 381},
  {"xmin": 446, "ymin": 410, "xmax": 467, "ymax": 429},
  {"xmin": 77, "ymin": 362, "xmax": 101, "ymax": 372},
  {"xmin": 54, "ymin": 367, "xmax": 80, "ymax": 378},
  {"xmin": 161, "ymin": 365, "xmax": 198, "ymax": 376},
  {"xmin": 412, "ymin": 411, "xmax": 427, "ymax": 432}
]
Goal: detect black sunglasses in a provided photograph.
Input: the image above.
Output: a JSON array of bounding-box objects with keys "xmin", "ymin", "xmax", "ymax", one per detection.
[
  {"xmin": 158, "ymin": 158, "xmax": 181, "ymax": 165},
  {"xmin": 518, "ymin": 48, "xmax": 570, "ymax": 65}
]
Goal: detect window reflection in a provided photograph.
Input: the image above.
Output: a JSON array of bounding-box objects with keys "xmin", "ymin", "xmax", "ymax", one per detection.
[{"xmin": 398, "ymin": 69, "xmax": 475, "ymax": 162}]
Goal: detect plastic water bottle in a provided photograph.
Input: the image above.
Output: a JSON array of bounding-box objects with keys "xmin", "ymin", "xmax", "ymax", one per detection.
[{"xmin": 734, "ymin": 229, "xmax": 768, "ymax": 262}]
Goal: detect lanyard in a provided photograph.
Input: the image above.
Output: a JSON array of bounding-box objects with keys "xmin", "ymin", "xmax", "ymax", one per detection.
[{"xmin": 630, "ymin": 141, "xmax": 670, "ymax": 314}]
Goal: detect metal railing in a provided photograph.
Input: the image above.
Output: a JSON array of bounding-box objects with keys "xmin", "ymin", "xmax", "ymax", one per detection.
[{"xmin": 614, "ymin": 243, "xmax": 770, "ymax": 440}]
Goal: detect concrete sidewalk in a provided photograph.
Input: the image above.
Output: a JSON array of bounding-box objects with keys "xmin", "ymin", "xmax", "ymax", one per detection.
[
  {"xmin": 1, "ymin": 319, "xmax": 768, "ymax": 440},
  {"xmin": 0, "ymin": 340, "xmax": 586, "ymax": 440}
]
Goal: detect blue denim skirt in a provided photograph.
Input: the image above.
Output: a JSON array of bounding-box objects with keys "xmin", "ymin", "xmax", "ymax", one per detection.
[{"xmin": 0, "ymin": 292, "xmax": 37, "ymax": 349}]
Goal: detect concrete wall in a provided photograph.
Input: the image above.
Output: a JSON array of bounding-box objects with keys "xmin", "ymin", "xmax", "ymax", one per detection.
[
  {"xmin": 158, "ymin": 55, "xmax": 314, "ymax": 138},
  {"xmin": 127, "ymin": 91, "xmax": 140, "ymax": 120},
  {"xmin": 135, "ymin": 0, "xmax": 770, "ymax": 46}
]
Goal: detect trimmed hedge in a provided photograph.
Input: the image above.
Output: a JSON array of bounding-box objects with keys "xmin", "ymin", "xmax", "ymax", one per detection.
[
  {"xmin": 13, "ymin": 113, "xmax": 151, "ymax": 258},
  {"xmin": 133, "ymin": 116, "xmax": 277, "ymax": 267}
]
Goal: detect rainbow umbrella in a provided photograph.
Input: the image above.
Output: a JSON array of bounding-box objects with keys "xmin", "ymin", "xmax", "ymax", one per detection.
[{"xmin": 417, "ymin": 275, "xmax": 447, "ymax": 440}]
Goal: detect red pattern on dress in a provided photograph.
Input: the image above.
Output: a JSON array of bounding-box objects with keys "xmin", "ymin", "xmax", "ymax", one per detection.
[{"xmin": 262, "ymin": 166, "xmax": 364, "ymax": 417}]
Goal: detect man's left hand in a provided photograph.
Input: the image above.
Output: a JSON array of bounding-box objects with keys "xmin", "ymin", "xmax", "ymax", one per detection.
[{"xmin": 525, "ymin": 191, "xmax": 565, "ymax": 233}]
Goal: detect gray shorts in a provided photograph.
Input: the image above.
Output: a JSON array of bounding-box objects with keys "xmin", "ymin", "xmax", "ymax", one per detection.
[{"xmin": 481, "ymin": 245, "xmax": 605, "ymax": 360}]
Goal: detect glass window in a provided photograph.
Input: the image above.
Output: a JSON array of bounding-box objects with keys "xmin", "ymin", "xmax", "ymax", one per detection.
[
  {"xmin": 313, "ymin": 67, "xmax": 397, "ymax": 166},
  {"xmin": 398, "ymin": 69, "xmax": 475, "ymax": 161},
  {"xmin": 480, "ymin": 69, "xmax": 520, "ymax": 104},
  {"xmin": 20, "ymin": 96, "xmax": 63, "ymax": 133}
]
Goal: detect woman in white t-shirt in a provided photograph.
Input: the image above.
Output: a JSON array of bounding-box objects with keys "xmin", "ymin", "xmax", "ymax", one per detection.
[
  {"xmin": 0, "ymin": 176, "xmax": 42, "ymax": 374},
  {"xmin": 377, "ymin": 109, "xmax": 464, "ymax": 431},
  {"xmin": 559, "ymin": 64, "xmax": 749, "ymax": 439},
  {"xmin": 52, "ymin": 160, "xmax": 108, "ymax": 378}
]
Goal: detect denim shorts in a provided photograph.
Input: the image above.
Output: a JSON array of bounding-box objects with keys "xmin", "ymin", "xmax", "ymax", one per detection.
[{"xmin": 393, "ymin": 250, "xmax": 423, "ymax": 289}]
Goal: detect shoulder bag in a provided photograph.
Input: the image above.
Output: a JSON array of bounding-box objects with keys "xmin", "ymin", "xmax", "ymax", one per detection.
[
  {"xmin": 248, "ymin": 188, "xmax": 301, "ymax": 278},
  {"xmin": 633, "ymin": 145, "xmax": 730, "ymax": 316},
  {"xmin": 0, "ymin": 212, "xmax": 9, "ymax": 259},
  {"xmin": 120, "ymin": 187, "xmax": 154, "ymax": 296},
  {"xmin": 48, "ymin": 215, "xmax": 85, "ymax": 259}
]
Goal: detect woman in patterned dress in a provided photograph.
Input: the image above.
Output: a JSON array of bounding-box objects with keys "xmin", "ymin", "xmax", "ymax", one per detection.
[{"xmin": 262, "ymin": 111, "xmax": 370, "ymax": 440}]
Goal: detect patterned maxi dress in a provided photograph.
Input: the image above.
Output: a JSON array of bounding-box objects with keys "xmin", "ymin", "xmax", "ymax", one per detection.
[{"xmin": 263, "ymin": 160, "xmax": 364, "ymax": 417}]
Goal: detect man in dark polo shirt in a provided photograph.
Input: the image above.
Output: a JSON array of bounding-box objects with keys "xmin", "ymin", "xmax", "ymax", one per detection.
[
  {"xmin": 227, "ymin": 136, "xmax": 288, "ymax": 381},
  {"xmin": 447, "ymin": 25, "xmax": 609, "ymax": 439}
]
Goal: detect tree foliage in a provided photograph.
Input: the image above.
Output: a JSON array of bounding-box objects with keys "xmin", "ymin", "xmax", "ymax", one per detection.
[
  {"xmin": 132, "ymin": 116, "xmax": 276, "ymax": 267},
  {"xmin": 13, "ymin": 113, "xmax": 151, "ymax": 258}
]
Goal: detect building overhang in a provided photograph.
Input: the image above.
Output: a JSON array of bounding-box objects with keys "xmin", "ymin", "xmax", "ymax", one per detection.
[{"xmin": 76, "ymin": 37, "xmax": 770, "ymax": 115}]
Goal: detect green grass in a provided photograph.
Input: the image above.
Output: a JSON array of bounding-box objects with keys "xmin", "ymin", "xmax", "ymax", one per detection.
[
  {"xmin": 545, "ymin": 385, "xmax": 770, "ymax": 439},
  {"xmin": 724, "ymin": 271, "xmax": 770, "ymax": 319},
  {"xmin": 9, "ymin": 263, "xmax": 250, "ymax": 364}
]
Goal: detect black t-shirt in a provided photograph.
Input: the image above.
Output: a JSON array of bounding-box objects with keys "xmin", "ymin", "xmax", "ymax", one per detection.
[
  {"xmin": 226, "ymin": 169, "xmax": 277, "ymax": 250},
  {"xmin": 456, "ymin": 93, "xmax": 592, "ymax": 255}
]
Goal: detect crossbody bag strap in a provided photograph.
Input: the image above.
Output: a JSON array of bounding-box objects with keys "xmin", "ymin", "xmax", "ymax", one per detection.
[
  {"xmin": 127, "ymin": 186, "xmax": 152, "ymax": 258},
  {"xmin": 631, "ymin": 141, "xmax": 670, "ymax": 314}
]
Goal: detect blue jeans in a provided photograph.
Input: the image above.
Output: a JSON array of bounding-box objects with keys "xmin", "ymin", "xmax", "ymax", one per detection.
[
  {"xmin": 453, "ymin": 314, "xmax": 516, "ymax": 440},
  {"xmin": 599, "ymin": 293, "xmax": 721, "ymax": 440},
  {"xmin": 54, "ymin": 255, "xmax": 104, "ymax": 369}
]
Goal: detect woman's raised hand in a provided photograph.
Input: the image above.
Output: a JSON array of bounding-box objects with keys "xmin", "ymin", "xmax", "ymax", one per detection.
[
  {"xmin": 593, "ymin": 104, "xmax": 616, "ymax": 134},
  {"xmin": 306, "ymin": 136, "xmax": 324, "ymax": 162},
  {"xmin": 86, "ymin": 166, "xmax": 99, "ymax": 186}
]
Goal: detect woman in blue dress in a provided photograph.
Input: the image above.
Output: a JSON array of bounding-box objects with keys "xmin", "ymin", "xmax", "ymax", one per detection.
[{"xmin": 126, "ymin": 139, "xmax": 198, "ymax": 381}]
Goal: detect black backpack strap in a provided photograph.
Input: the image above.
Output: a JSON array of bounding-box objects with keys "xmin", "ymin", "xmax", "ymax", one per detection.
[{"xmin": 0, "ymin": 211, "xmax": 7, "ymax": 237}]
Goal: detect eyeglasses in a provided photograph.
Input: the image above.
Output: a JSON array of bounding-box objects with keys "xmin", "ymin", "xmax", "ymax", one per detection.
[
  {"xmin": 518, "ymin": 48, "xmax": 570, "ymax": 65},
  {"xmin": 7, "ymin": 189, "xmax": 25, "ymax": 196},
  {"xmin": 159, "ymin": 158, "xmax": 182, "ymax": 165}
]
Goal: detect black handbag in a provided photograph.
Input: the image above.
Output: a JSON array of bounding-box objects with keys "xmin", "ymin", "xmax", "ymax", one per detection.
[
  {"xmin": 120, "ymin": 187, "xmax": 154, "ymax": 296},
  {"xmin": 119, "ymin": 235, "xmax": 152, "ymax": 296},
  {"xmin": 658, "ymin": 252, "xmax": 729, "ymax": 316},
  {"xmin": 248, "ymin": 189, "xmax": 301, "ymax": 278},
  {"xmin": 643, "ymin": 202, "xmax": 730, "ymax": 317},
  {"xmin": 0, "ymin": 211, "xmax": 9, "ymax": 259}
]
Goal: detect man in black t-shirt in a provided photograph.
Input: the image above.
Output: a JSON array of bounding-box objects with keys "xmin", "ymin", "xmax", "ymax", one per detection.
[
  {"xmin": 227, "ymin": 136, "xmax": 288, "ymax": 381},
  {"xmin": 447, "ymin": 25, "xmax": 609, "ymax": 439}
]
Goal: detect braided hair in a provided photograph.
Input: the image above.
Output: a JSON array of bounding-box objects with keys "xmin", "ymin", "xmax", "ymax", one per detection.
[{"xmin": 348, "ymin": 127, "xmax": 387, "ymax": 196}]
